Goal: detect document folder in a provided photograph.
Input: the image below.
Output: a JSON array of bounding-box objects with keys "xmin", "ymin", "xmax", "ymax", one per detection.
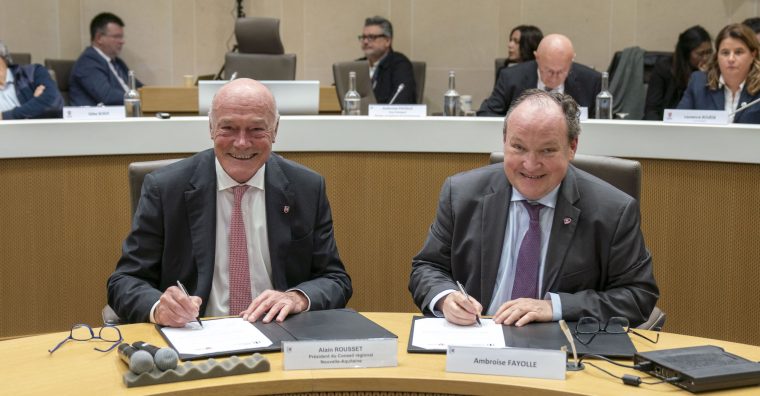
[
  {"xmin": 407, "ymin": 316, "xmax": 636, "ymax": 358},
  {"xmin": 160, "ymin": 309, "xmax": 397, "ymax": 360}
]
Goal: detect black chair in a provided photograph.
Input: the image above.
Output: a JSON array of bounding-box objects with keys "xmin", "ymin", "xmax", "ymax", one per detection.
[
  {"xmin": 332, "ymin": 61, "xmax": 376, "ymax": 114},
  {"xmin": 411, "ymin": 61, "xmax": 426, "ymax": 104},
  {"xmin": 44, "ymin": 59, "xmax": 75, "ymax": 105},
  {"xmin": 224, "ymin": 17, "xmax": 296, "ymax": 80},
  {"xmin": 9, "ymin": 52, "xmax": 31, "ymax": 65},
  {"xmin": 102, "ymin": 158, "xmax": 183, "ymax": 325},
  {"xmin": 608, "ymin": 50, "xmax": 673, "ymax": 85}
]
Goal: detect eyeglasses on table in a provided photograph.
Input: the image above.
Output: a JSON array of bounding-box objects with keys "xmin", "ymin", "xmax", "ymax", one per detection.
[
  {"xmin": 48, "ymin": 323, "xmax": 123, "ymax": 354},
  {"xmin": 574, "ymin": 316, "xmax": 660, "ymax": 345}
]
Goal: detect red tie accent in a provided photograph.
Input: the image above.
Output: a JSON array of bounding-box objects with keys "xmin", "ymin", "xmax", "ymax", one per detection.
[{"xmin": 229, "ymin": 185, "xmax": 251, "ymax": 315}]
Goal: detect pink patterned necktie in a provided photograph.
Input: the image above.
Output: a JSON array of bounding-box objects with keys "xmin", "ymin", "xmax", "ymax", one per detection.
[
  {"xmin": 229, "ymin": 185, "xmax": 251, "ymax": 315},
  {"xmin": 511, "ymin": 201, "xmax": 544, "ymax": 300}
]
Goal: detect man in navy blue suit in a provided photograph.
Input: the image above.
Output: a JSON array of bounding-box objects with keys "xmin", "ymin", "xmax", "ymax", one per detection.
[{"xmin": 69, "ymin": 12, "xmax": 142, "ymax": 106}]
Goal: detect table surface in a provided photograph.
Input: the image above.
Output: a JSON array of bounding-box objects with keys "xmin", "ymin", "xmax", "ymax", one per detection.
[{"xmin": 2, "ymin": 312, "xmax": 759, "ymax": 395}]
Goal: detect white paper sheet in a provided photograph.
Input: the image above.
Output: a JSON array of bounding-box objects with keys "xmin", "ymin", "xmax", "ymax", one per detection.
[
  {"xmin": 411, "ymin": 318, "xmax": 506, "ymax": 350},
  {"xmin": 161, "ymin": 317, "xmax": 272, "ymax": 355}
]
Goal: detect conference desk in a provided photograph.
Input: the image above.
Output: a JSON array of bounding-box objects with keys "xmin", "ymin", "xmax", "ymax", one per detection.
[
  {"xmin": 0, "ymin": 117, "xmax": 759, "ymax": 350},
  {"xmin": 2, "ymin": 313, "xmax": 759, "ymax": 395}
]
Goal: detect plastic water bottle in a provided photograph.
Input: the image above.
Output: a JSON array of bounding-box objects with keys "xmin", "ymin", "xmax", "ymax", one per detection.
[
  {"xmin": 443, "ymin": 70, "xmax": 460, "ymax": 116},
  {"xmin": 595, "ymin": 72, "xmax": 612, "ymax": 119},
  {"xmin": 124, "ymin": 70, "xmax": 142, "ymax": 117},
  {"xmin": 343, "ymin": 71, "xmax": 361, "ymax": 116}
]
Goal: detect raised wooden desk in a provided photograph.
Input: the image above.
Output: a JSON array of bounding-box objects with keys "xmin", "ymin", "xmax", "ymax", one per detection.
[{"xmin": 2, "ymin": 313, "xmax": 759, "ymax": 395}]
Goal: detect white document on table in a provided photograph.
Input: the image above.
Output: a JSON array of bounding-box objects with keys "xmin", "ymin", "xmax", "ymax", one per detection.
[
  {"xmin": 160, "ymin": 317, "xmax": 273, "ymax": 355},
  {"xmin": 411, "ymin": 318, "xmax": 506, "ymax": 350}
]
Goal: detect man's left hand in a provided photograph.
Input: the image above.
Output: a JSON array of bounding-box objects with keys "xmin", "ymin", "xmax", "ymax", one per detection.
[
  {"xmin": 33, "ymin": 85, "xmax": 45, "ymax": 97},
  {"xmin": 240, "ymin": 290, "xmax": 308, "ymax": 323},
  {"xmin": 492, "ymin": 298, "xmax": 553, "ymax": 326}
]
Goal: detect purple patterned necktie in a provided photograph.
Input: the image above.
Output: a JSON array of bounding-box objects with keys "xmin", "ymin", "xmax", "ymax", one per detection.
[
  {"xmin": 229, "ymin": 185, "xmax": 251, "ymax": 315},
  {"xmin": 511, "ymin": 201, "xmax": 544, "ymax": 300}
]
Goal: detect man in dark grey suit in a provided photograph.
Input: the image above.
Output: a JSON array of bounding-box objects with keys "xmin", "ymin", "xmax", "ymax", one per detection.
[
  {"xmin": 478, "ymin": 34, "xmax": 601, "ymax": 118},
  {"xmin": 410, "ymin": 90, "xmax": 657, "ymax": 327},
  {"xmin": 108, "ymin": 79, "xmax": 352, "ymax": 327}
]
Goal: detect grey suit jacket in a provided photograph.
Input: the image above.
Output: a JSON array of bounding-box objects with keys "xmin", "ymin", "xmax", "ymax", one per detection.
[
  {"xmin": 409, "ymin": 164, "xmax": 658, "ymax": 326},
  {"xmin": 107, "ymin": 149, "xmax": 352, "ymax": 323}
]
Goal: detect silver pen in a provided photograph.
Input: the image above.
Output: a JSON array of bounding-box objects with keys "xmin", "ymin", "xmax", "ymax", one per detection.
[
  {"xmin": 176, "ymin": 280, "xmax": 203, "ymax": 328},
  {"xmin": 456, "ymin": 281, "xmax": 482, "ymax": 326}
]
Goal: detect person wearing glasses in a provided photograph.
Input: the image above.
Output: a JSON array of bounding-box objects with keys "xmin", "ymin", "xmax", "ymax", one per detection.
[
  {"xmin": 69, "ymin": 12, "xmax": 142, "ymax": 106},
  {"xmin": 644, "ymin": 25, "xmax": 712, "ymax": 121},
  {"xmin": 410, "ymin": 90, "xmax": 658, "ymax": 328},
  {"xmin": 356, "ymin": 16, "xmax": 417, "ymax": 104},
  {"xmin": 478, "ymin": 34, "xmax": 601, "ymax": 118},
  {"xmin": 678, "ymin": 23, "xmax": 760, "ymax": 123},
  {"xmin": 107, "ymin": 79, "xmax": 352, "ymax": 327}
]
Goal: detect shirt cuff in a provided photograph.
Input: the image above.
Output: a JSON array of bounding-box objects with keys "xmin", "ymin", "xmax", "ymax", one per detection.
[
  {"xmin": 286, "ymin": 288, "xmax": 312, "ymax": 311},
  {"xmin": 149, "ymin": 300, "xmax": 160, "ymax": 324},
  {"xmin": 429, "ymin": 289, "xmax": 456, "ymax": 317},
  {"xmin": 546, "ymin": 292, "xmax": 562, "ymax": 321}
]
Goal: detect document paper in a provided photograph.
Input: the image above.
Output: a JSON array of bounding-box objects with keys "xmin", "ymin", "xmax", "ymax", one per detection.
[
  {"xmin": 161, "ymin": 317, "xmax": 273, "ymax": 355},
  {"xmin": 411, "ymin": 318, "xmax": 506, "ymax": 350}
]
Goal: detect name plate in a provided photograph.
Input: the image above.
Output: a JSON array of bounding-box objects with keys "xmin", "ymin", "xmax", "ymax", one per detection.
[
  {"xmin": 446, "ymin": 345, "xmax": 565, "ymax": 380},
  {"xmin": 663, "ymin": 109, "xmax": 729, "ymax": 124},
  {"xmin": 282, "ymin": 338, "xmax": 397, "ymax": 370},
  {"xmin": 63, "ymin": 106, "xmax": 126, "ymax": 120},
  {"xmin": 579, "ymin": 106, "xmax": 589, "ymax": 121},
  {"xmin": 368, "ymin": 104, "xmax": 427, "ymax": 117}
]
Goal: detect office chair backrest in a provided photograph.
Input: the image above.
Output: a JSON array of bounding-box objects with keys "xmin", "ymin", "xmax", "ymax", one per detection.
[
  {"xmin": 224, "ymin": 52, "xmax": 297, "ymax": 80},
  {"xmin": 44, "ymin": 59, "xmax": 75, "ymax": 105},
  {"xmin": 494, "ymin": 57, "xmax": 508, "ymax": 79},
  {"xmin": 128, "ymin": 158, "xmax": 183, "ymax": 216},
  {"xmin": 235, "ymin": 17, "xmax": 285, "ymax": 54},
  {"xmin": 411, "ymin": 61, "xmax": 426, "ymax": 104},
  {"xmin": 608, "ymin": 50, "xmax": 673, "ymax": 85},
  {"xmin": 332, "ymin": 61, "xmax": 377, "ymax": 114},
  {"xmin": 10, "ymin": 52, "xmax": 31, "ymax": 65},
  {"xmin": 489, "ymin": 152, "xmax": 641, "ymax": 202}
]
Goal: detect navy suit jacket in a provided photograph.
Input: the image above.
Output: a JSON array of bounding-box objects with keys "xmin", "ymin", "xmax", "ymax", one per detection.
[
  {"xmin": 478, "ymin": 60, "xmax": 602, "ymax": 117},
  {"xmin": 107, "ymin": 149, "xmax": 352, "ymax": 323},
  {"xmin": 69, "ymin": 46, "xmax": 143, "ymax": 106},
  {"xmin": 2, "ymin": 64, "xmax": 63, "ymax": 119},
  {"xmin": 358, "ymin": 49, "xmax": 417, "ymax": 104},
  {"xmin": 678, "ymin": 71, "xmax": 760, "ymax": 124},
  {"xmin": 409, "ymin": 164, "xmax": 658, "ymax": 326}
]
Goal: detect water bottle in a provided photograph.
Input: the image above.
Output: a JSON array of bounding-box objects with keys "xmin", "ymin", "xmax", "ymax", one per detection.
[
  {"xmin": 595, "ymin": 72, "xmax": 612, "ymax": 119},
  {"xmin": 443, "ymin": 70, "xmax": 460, "ymax": 116},
  {"xmin": 124, "ymin": 70, "xmax": 142, "ymax": 117},
  {"xmin": 343, "ymin": 71, "xmax": 361, "ymax": 116}
]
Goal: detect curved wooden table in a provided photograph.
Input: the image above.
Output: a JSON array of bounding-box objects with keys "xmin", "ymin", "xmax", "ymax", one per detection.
[{"xmin": 2, "ymin": 312, "xmax": 759, "ymax": 395}]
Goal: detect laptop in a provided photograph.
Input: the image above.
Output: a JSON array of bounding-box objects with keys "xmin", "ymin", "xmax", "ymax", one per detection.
[{"xmin": 198, "ymin": 80, "xmax": 320, "ymax": 115}]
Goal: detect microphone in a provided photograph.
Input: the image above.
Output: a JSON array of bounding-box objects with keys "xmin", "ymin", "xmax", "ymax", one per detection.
[
  {"xmin": 132, "ymin": 341, "xmax": 179, "ymax": 371},
  {"xmin": 559, "ymin": 320, "xmax": 584, "ymax": 371},
  {"xmin": 388, "ymin": 83, "xmax": 405, "ymax": 105},
  {"xmin": 117, "ymin": 343, "xmax": 155, "ymax": 374},
  {"xmin": 229, "ymin": 71, "xmax": 238, "ymax": 81},
  {"xmin": 730, "ymin": 97, "xmax": 760, "ymax": 117}
]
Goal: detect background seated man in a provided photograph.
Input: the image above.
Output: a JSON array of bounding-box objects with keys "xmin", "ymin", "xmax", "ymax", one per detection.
[
  {"xmin": 108, "ymin": 78, "xmax": 352, "ymax": 327},
  {"xmin": 0, "ymin": 41, "xmax": 62, "ymax": 119},
  {"xmin": 69, "ymin": 12, "xmax": 142, "ymax": 106},
  {"xmin": 410, "ymin": 89, "xmax": 658, "ymax": 327},
  {"xmin": 356, "ymin": 16, "xmax": 417, "ymax": 104},
  {"xmin": 478, "ymin": 34, "xmax": 601, "ymax": 118}
]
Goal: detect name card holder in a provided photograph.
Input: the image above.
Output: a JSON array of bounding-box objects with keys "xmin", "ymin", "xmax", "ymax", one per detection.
[
  {"xmin": 662, "ymin": 109, "xmax": 729, "ymax": 125},
  {"xmin": 446, "ymin": 345, "xmax": 565, "ymax": 380},
  {"xmin": 368, "ymin": 104, "xmax": 427, "ymax": 117},
  {"xmin": 63, "ymin": 106, "xmax": 126, "ymax": 120},
  {"xmin": 283, "ymin": 338, "xmax": 397, "ymax": 370}
]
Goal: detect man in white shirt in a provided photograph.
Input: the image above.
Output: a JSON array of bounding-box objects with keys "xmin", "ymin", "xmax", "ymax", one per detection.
[{"xmin": 107, "ymin": 79, "xmax": 352, "ymax": 326}]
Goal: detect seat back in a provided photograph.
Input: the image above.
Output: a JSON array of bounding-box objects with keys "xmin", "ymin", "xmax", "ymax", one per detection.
[
  {"xmin": 332, "ymin": 61, "xmax": 377, "ymax": 114},
  {"xmin": 10, "ymin": 52, "xmax": 31, "ymax": 65},
  {"xmin": 44, "ymin": 59, "xmax": 75, "ymax": 105},
  {"xmin": 494, "ymin": 57, "xmax": 508, "ymax": 78},
  {"xmin": 128, "ymin": 158, "xmax": 183, "ymax": 216},
  {"xmin": 234, "ymin": 17, "xmax": 285, "ymax": 54},
  {"xmin": 411, "ymin": 61, "xmax": 426, "ymax": 104},
  {"xmin": 489, "ymin": 152, "xmax": 641, "ymax": 202},
  {"xmin": 608, "ymin": 50, "xmax": 673, "ymax": 85},
  {"xmin": 224, "ymin": 52, "xmax": 297, "ymax": 80}
]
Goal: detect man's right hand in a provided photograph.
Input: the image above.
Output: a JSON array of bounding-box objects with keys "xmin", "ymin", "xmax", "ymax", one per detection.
[
  {"xmin": 154, "ymin": 286, "xmax": 203, "ymax": 327},
  {"xmin": 438, "ymin": 291, "xmax": 483, "ymax": 325}
]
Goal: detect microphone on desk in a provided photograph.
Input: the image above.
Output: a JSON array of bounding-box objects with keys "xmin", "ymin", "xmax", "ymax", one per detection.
[
  {"xmin": 388, "ymin": 83, "xmax": 405, "ymax": 105},
  {"xmin": 730, "ymin": 97, "xmax": 760, "ymax": 117},
  {"xmin": 117, "ymin": 343, "xmax": 155, "ymax": 374},
  {"xmin": 559, "ymin": 320, "xmax": 584, "ymax": 371},
  {"xmin": 132, "ymin": 341, "xmax": 179, "ymax": 371},
  {"xmin": 229, "ymin": 71, "xmax": 238, "ymax": 81}
]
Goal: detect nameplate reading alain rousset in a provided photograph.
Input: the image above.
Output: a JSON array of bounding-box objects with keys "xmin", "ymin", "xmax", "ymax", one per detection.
[
  {"xmin": 446, "ymin": 345, "xmax": 566, "ymax": 380},
  {"xmin": 663, "ymin": 109, "xmax": 729, "ymax": 125},
  {"xmin": 282, "ymin": 338, "xmax": 398, "ymax": 370},
  {"xmin": 63, "ymin": 106, "xmax": 126, "ymax": 120}
]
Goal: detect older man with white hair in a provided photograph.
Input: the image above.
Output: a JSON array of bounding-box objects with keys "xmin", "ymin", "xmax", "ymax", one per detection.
[{"xmin": 0, "ymin": 40, "xmax": 62, "ymax": 119}]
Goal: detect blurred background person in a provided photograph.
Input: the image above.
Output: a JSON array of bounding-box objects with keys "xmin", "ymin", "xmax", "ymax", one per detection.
[
  {"xmin": 644, "ymin": 26, "xmax": 712, "ymax": 120},
  {"xmin": 356, "ymin": 16, "xmax": 416, "ymax": 104},
  {"xmin": 742, "ymin": 17, "xmax": 760, "ymax": 42},
  {"xmin": 0, "ymin": 41, "xmax": 62, "ymax": 120},
  {"xmin": 678, "ymin": 23, "xmax": 760, "ymax": 123},
  {"xmin": 496, "ymin": 25, "xmax": 544, "ymax": 78}
]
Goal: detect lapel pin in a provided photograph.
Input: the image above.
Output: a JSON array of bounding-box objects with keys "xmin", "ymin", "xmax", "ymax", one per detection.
[
  {"xmin": 283, "ymin": 205, "xmax": 290, "ymax": 214},
  {"xmin": 563, "ymin": 217, "xmax": 572, "ymax": 225}
]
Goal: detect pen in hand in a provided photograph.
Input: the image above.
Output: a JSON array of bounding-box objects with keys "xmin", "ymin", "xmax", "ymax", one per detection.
[
  {"xmin": 176, "ymin": 280, "xmax": 203, "ymax": 328},
  {"xmin": 456, "ymin": 281, "xmax": 482, "ymax": 326}
]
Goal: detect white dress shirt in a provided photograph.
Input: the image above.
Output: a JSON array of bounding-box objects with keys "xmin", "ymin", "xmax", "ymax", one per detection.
[
  {"xmin": 719, "ymin": 75, "xmax": 745, "ymax": 123},
  {"xmin": 0, "ymin": 69, "xmax": 21, "ymax": 112}
]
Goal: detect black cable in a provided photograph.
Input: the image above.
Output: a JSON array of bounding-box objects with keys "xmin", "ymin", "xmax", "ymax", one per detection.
[
  {"xmin": 578, "ymin": 355, "xmax": 682, "ymax": 387},
  {"xmin": 578, "ymin": 354, "xmax": 639, "ymax": 369}
]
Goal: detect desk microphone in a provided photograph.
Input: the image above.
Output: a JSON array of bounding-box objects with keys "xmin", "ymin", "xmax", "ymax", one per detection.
[
  {"xmin": 229, "ymin": 71, "xmax": 238, "ymax": 80},
  {"xmin": 730, "ymin": 97, "xmax": 760, "ymax": 117},
  {"xmin": 117, "ymin": 343, "xmax": 155, "ymax": 374},
  {"xmin": 132, "ymin": 341, "xmax": 179, "ymax": 371},
  {"xmin": 559, "ymin": 320, "xmax": 584, "ymax": 371},
  {"xmin": 388, "ymin": 83, "xmax": 405, "ymax": 105}
]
